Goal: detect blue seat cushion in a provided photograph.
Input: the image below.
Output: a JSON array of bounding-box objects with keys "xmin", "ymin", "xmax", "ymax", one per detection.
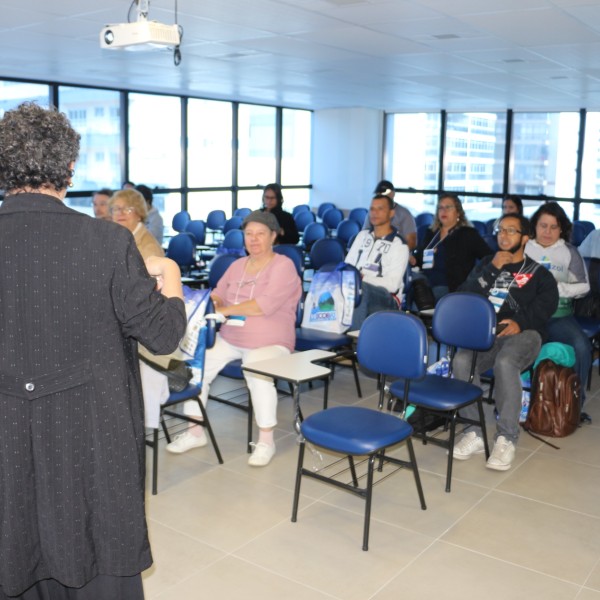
[
  {"xmin": 220, "ymin": 359, "xmax": 244, "ymax": 379},
  {"xmin": 574, "ymin": 316, "xmax": 600, "ymax": 338},
  {"xmin": 164, "ymin": 384, "xmax": 202, "ymax": 404},
  {"xmin": 301, "ymin": 406, "xmax": 413, "ymax": 455},
  {"xmin": 295, "ymin": 327, "xmax": 350, "ymax": 351},
  {"xmin": 390, "ymin": 375, "xmax": 482, "ymax": 412}
]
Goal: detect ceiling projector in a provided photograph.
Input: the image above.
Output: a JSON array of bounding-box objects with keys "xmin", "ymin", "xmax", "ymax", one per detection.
[{"xmin": 100, "ymin": 21, "xmax": 180, "ymax": 51}]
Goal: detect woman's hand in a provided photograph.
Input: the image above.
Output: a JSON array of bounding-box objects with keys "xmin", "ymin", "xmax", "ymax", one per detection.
[{"xmin": 145, "ymin": 256, "xmax": 183, "ymax": 299}]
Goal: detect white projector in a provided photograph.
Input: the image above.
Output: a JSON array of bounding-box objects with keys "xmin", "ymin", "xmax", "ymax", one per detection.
[{"xmin": 100, "ymin": 21, "xmax": 180, "ymax": 51}]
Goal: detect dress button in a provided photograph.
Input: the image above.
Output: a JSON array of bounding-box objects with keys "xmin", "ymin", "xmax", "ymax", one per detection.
[{"xmin": 25, "ymin": 382, "xmax": 35, "ymax": 392}]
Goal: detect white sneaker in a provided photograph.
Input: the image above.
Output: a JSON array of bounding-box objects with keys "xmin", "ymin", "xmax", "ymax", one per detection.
[
  {"xmin": 452, "ymin": 431, "xmax": 485, "ymax": 461},
  {"xmin": 486, "ymin": 436, "xmax": 515, "ymax": 471},
  {"xmin": 248, "ymin": 442, "xmax": 276, "ymax": 467},
  {"xmin": 166, "ymin": 430, "xmax": 207, "ymax": 454}
]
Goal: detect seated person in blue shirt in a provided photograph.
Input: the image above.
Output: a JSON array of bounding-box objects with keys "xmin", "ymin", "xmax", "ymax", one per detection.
[{"xmin": 346, "ymin": 194, "xmax": 408, "ymax": 329}]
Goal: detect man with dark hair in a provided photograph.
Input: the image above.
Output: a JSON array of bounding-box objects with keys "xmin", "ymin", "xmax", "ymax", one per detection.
[
  {"xmin": 452, "ymin": 214, "xmax": 558, "ymax": 471},
  {"xmin": 135, "ymin": 184, "xmax": 164, "ymax": 244},
  {"xmin": 346, "ymin": 194, "xmax": 409, "ymax": 329},
  {"xmin": 362, "ymin": 179, "xmax": 417, "ymax": 249},
  {"xmin": 92, "ymin": 188, "xmax": 112, "ymax": 221}
]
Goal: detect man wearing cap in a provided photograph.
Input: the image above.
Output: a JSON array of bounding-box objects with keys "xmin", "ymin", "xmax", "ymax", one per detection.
[
  {"xmin": 165, "ymin": 210, "xmax": 302, "ymax": 468},
  {"xmin": 362, "ymin": 179, "xmax": 417, "ymax": 250},
  {"xmin": 347, "ymin": 194, "xmax": 409, "ymax": 329}
]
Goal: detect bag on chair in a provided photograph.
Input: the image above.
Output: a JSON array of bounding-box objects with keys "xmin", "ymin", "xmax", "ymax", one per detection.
[
  {"xmin": 524, "ymin": 359, "xmax": 580, "ymax": 438},
  {"xmin": 302, "ymin": 263, "xmax": 357, "ymax": 333}
]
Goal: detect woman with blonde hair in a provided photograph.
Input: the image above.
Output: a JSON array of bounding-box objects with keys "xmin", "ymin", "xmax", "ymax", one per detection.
[
  {"xmin": 109, "ymin": 188, "xmax": 164, "ymax": 259},
  {"xmin": 415, "ymin": 193, "xmax": 493, "ymax": 301}
]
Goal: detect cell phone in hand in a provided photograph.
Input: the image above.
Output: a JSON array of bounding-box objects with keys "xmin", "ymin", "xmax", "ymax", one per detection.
[{"xmin": 496, "ymin": 322, "xmax": 508, "ymax": 334}]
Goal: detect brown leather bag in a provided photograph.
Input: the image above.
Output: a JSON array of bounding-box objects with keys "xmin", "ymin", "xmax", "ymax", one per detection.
[{"xmin": 524, "ymin": 359, "xmax": 580, "ymax": 438}]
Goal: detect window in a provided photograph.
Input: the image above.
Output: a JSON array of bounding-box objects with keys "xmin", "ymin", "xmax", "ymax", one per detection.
[
  {"xmin": 281, "ymin": 108, "xmax": 311, "ymax": 185},
  {"xmin": 58, "ymin": 86, "xmax": 122, "ymax": 194},
  {"xmin": 238, "ymin": 104, "xmax": 276, "ymax": 186},
  {"xmin": 187, "ymin": 99, "xmax": 232, "ymax": 188},
  {"xmin": 187, "ymin": 191, "xmax": 232, "ymax": 222},
  {"xmin": 129, "ymin": 93, "xmax": 182, "ymax": 188},
  {"xmin": 0, "ymin": 81, "xmax": 49, "ymax": 116}
]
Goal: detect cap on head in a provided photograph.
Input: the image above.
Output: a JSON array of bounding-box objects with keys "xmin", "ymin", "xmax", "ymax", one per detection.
[
  {"xmin": 373, "ymin": 179, "xmax": 394, "ymax": 196},
  {"xmin": 242, "ymin": 210, "xmax": 280, "ymax": 232}
]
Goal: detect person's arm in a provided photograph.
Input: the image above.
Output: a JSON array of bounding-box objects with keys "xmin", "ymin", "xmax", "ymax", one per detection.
[
  {"xmin": 405, "ymin": 232, "xmax": 417, "ymax": 251},
  {"xmin": 558, "ymin": 244, "xmax": 590, "ymax": 299},
  {"xmin": 145, "ymin": 256, "xmax": 183, "ymax": 300},
  {"xmin": 457, "ymin": 256, "xmax": 499, "ymax": 296}
]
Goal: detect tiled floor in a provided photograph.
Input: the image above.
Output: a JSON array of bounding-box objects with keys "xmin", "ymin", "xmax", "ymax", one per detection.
[{"xmin": 142, "ymin": 362, "xmax": 600, "ymax": 600}]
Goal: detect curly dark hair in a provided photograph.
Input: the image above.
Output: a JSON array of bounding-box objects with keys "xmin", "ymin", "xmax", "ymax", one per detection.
[
  {"xmin": 0, "ymin": 102, "xmax": 80, "ymax": 194},
  {"xmin": 529, "ymin": 201, "xmax": 572, "ymax": 242}
]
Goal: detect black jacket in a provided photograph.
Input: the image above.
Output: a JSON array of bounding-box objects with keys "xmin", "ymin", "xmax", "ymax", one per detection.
[
  {"xmin": 458, "ymin": 255, "xmax": 559, "ymax": 338},
  {"xmin": 416, "ymin": 225, "xmax": 493, "ymax": 291},
  {"xmin": 267, "ymin": 206, "xmax": 300, "ymax": 245}
]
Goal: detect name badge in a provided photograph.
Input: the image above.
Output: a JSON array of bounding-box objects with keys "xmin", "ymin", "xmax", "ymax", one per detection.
[
  {"xmin": 363, "ymin": 262, "xmax": 379, "ymax": 272},
  {"xmin": 488, "ymin": 288, "xmax": 508, "ymax": 313},
  {"xmin": 422, "ymin": 248, "xmax": 434, "ymax": 270},
  {"xmin": 224, "ymin": 315, "xmax": 246, "ymax": 327}
]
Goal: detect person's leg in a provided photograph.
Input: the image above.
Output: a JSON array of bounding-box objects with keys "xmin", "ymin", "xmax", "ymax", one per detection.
[
  {"xmin": 241, "ymin": 344, "xmax": 290, "ymax": 466},
  {"xmin": 546, "ymin": 316, "xmax": 592, "ymax": 403},
  {"xmin": 351, "ymin": 282, "xmax": 396, "ymax": 330}
]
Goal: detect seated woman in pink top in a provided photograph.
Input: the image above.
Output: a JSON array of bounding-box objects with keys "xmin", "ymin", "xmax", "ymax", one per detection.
[{"xmin": 166, "ymin": 210, "xmax": 302, "ymax": 467}]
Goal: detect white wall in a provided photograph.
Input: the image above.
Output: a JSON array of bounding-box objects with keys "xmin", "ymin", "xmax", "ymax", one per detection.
[{"xmin": 310, "ymin": 107, "xmax": 384, "ymax": 212}]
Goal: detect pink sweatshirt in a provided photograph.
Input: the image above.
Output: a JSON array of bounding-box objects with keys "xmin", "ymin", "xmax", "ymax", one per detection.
[{"xmin": 213, "ymin": 254, "xmax": 301, "ymax": 351}]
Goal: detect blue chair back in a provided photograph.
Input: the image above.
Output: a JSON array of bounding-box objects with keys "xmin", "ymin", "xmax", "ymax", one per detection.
[
  {"xmin": 292, "ymin": 204, "xmax": 311, "ymax": 217},
  {"xmin": 273, "ymin": 244, "xmax": 303, "ymax": 277},
  {"xmin": 224, "ymin": 216, "xmax": 244, "ymax": 233},
  {"xmin": 417, "ymin": 224, "xmax": 430, "ymax": 247},
  {"xmin": 310, "ymin": 238, "xmax": 345, "ymax": 270},
  {"xmin": 185, "ymin": 219, "xmax": 205, "ymax": 245},
  {"xmin": 486, "ymin": 218, "xmax": 497, "ymax": 234},
  {"xmin": 471, "ymin": 220, "xmax": 487, "ymax": 236},
  {"xmin": 317, "ymin": 202, "xmax": 337, "ymax": 220},
  {"xmin": 208, "ymin": 254, "xmax": 239, "ymax": 288},
  {"xmin": 322, "ymin": 207, "xmax": 344, "ymax": 230},
  {"xmin": 415, "ymin": 212, "xmax": 434, "ymax": 228},
  {"xmin": 348, "ymin": 207, "xmax": 368, "ymax": 226},
  {"xmin": 302, "ymin": 222, "xmax": 327, "ymax": 250},
  {"xmin": 336, "ymin": 219, "xmax": 360, "ymax": 248},
  {"xmin": 482, "ymin": 233, "xmax": 498, "ymax": 253},
  {"xmin": 222, "ymin": 228, "xmax": 244, "ymax": 250},
  {"xmin": 294, "ymin": 210, "xmax": 316, "ymax": 232},
  {"xmin": 357, "ymin": 311, "xmax": 428, "ymax": 380},
  {"xmin": 432, "ymin": 292, "xmax": 495, "ymax": 351},
  {"xmin": 166, "ymin": 232, "xmax": 196, "ymax": 269},
  {"xmin": 571, "ymin": 222, "xmax": 587, "ymax": 246},
  {"xmin": 233, "ymin": 207, "xmax": 252, "ymax": 218},
  {"xmin": 206, "ymin": 209, "xmax": 226, "ymax": 231},
  {"xmin": 172, "ymin": 210, "xmax": 191, "ymax": 233},
  {"xmin": 574, "ymin": 220, "xmax": 595, "ymax": 237}
]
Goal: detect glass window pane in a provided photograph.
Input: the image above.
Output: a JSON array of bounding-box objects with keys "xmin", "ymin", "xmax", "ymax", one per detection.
[
  {"xmin": 188, "ymin": 99, "xmax": 232, "ymax": 188},
  {"xmin": 236, "ymin": 190, "xmax": 263, "ymax": 213},
  {"xmin": 129, "ymin": 93, "xmax": 181, "ymax": 188},
  {"xmin": 395, "ymin": 191, "xmax": 438, "ymax": 216},
  {"xmin": 384, "ymin": 113, "xmax": 441, "ymax": 190},
  {"xmin": 443, "ymin": 112, "xmax": 507, "ymax": 194},
  {"xmin": 187, "ymin": 191, "xmax": 232, "ymax": 222},
  {"xmin": 159, "ymin": 192, "xmax": 183, "ymax": 238},
  {"xmin": 281, "ymin": 109, "xmax": 311, "ymax": 185},
  {"xmin": 581, "ymin": 112, "xmax": 600, "ymax": 202},
  {"xmin": 59, "ymin": 86, "xmax": 122, "ymax": 192},
  {"xmin": 238, "ymin": 104, "xmax": 276, "ymax": 186},
  {"xmin": 0, "ymin": 81, "xmax": 49, "ymax": 115},
  {"xmin": 281, "ymin": 188, "xmax": 310, "ymax": 212},
  {"xmin": 510, "ymin": 112, "xmax": 579, "ymax": 198}
]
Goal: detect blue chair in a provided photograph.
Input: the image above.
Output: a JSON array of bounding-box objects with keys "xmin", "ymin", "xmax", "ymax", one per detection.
[
  {"xmin": 301, "ymin": 221, "xmax": 327, "ymax": 252},
  {"xmin": 483, "ymin": 233, "xmax": 499, "ymax": 253},
  {"xmin": 574, "ymin": 220, "xmax": 595, "ymax": 237},
  {"xmin": 294, "ymin": 210, "xmax": 316, "ymax": 233},
  {"xmin": 571, "ymin": 222, "xmax": 587, "ymax": 247},
  {"xmin": 185, "ymin": 219, "xmax": 206, "ymax": 245},
  {"xmin": 486, "ymin": 218, "xmax": 497, "ymax": 234},
  {"xmin": 292, "ymin": 204, "xmax": 311, "ymax": 217},
  {"xmin": 234, "ymin": 207, "xmax": 252, "ymax": 218},
  {"xmin": 172, "ymin": 210, "xmax": 191, "ymax": 233},
  {"xmin": 166, "ymin": 232, "xmax": 196, "ymax": 274},
  {"xmin": 146, "ymin": 298, "xmax": 223, "ymax": 495},
  {"xmin": 336, "ymin": 218, "xmax": 361, "ymax": 249},
  {"xmin": 390, "ymin": 292, "xmax": 495, "ymax": 492},
  {"xmin": 223, "ymin": 216, "xmax": 244, "ymax": 233},
  {"xmin": 292, "ymin": 311, "xmax": 427, "ymax": 550},
  {"xmin": 321, "ymin": 207, "xmax": 344, "ymax": 232},
  {"xmin": 415, "ymin": 212, "xmax": 434, "ymax": 228},
  {"xmin": 471, "ymin": 220, "xmax": 487, "ymax": 237},
  {"xmin": 317, "ymin": 202, "xmax": 336, "ymax": 220},
  {"xmin": 206, "ymin": 209, "xmax": 227, "ymax": 243},
  {"xmin": 273, "ymin": 244, "xmax": 304, "ymax": 277},
  {"xmin": 309, "ymin": 237, "xmax": 345, "ymax": 271},
  {"xmin": 348, "ymin": 207, "xmax": 368, "ymax": 226},
  {"xmin": 417, "ymin": 223, "xmax": 430, "ymax": 248},
  {"xmin": 221, "ymin": 228, "xmax": 245, "ymax": 251},
  {"xmin": 207, "ymin": 253, "xmax": 239, "ymax": 288}
]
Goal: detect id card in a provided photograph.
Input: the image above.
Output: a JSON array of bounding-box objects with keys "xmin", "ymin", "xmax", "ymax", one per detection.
[
  {"xmin": 224, "ymin": 315, "xmax": 246, "ymax": 327},
  {"xmin": 488, "ymin": 288, "xmax": 508, "ymax": 313},
  {"xmin": 422, "ymin": 248, "xmax": 434, "ymax": 270},
  {"xmin": 363, "ymin": 262, "xmax": 379, "ymax": 273}
]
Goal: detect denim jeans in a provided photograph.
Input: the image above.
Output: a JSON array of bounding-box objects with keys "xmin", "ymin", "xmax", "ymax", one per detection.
[
  {"xmin": 453, "ymin": 330, "xmax": 542, "ymax": 444},
  {"xmin": 546, "ymin": 315, "xmax": 591, "ymax": 404},
  {"xmin": 351, "ymin": 281, "xmax": 397, "ymax": 330}
]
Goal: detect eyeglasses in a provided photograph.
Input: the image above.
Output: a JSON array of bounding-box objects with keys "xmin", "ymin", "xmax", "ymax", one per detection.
[
  {"xmin": 110, "ymin": 206, "xmax": 135, "ymax": 215},
  {"xmin": 494, "ymin": 227, "xmax": 522, "ymax": 236},
  {"xmin": 537, "ymin": 223, "xmax": 560, "ymax": 231},
  {"xmin": 437, "ymin": 204, "xmax": 456, "ymax": 212}
]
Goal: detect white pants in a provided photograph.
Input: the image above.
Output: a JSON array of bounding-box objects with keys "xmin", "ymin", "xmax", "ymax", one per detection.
[{"xmin": 184, "ymin": 335, "xmax": 290, "ymax": 429}]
